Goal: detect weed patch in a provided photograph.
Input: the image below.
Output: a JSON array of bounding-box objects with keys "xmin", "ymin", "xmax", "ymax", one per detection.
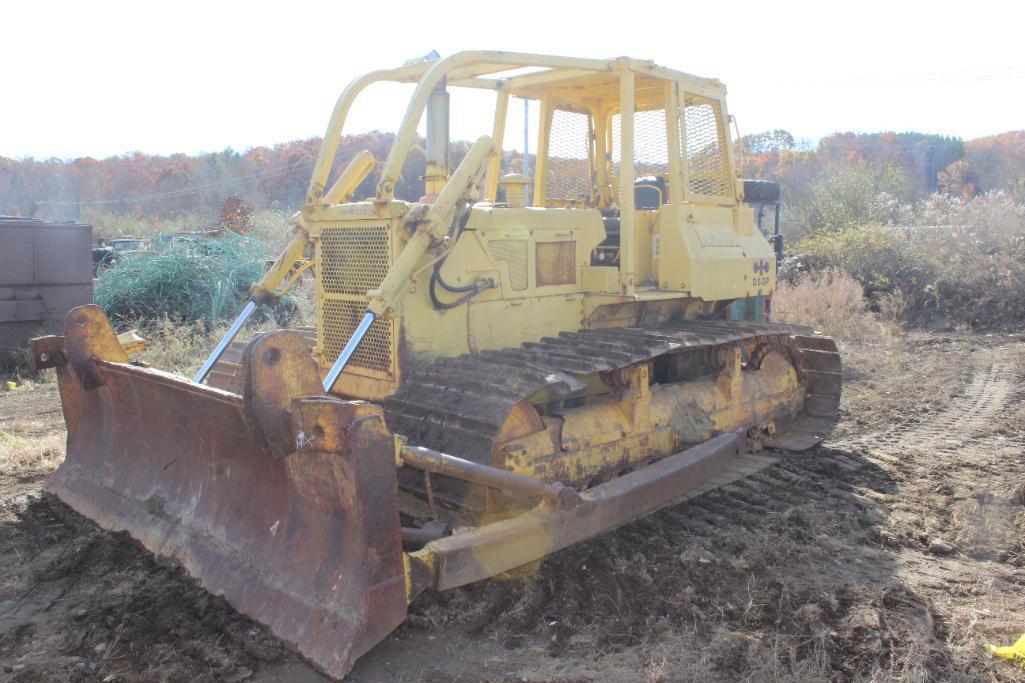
[{"xmin": 772, "ymin": 268, "xmax": 892, "ymax": 342}]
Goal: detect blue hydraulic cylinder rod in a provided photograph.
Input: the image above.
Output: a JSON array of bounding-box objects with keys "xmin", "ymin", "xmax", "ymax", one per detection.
[
  {"xmin": 192, "ymin": 300, "xmax": 258, "ymax": 384},
  {"xmin": 322, "ymin": 311, "xmax": 375, "ymax": 393}
]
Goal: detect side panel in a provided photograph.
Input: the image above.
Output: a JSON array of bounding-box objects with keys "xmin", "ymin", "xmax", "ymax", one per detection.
[
  {"xmin": 465, "ymin": 295, "xmax": 585, "ymax": 353},
  {"xmin": 395, "ymin": 206, "xmax": 609, "ymax": 372},
  {"xmin": 656, "ymin": 203, "xmax": 776, "ymax": 300}
]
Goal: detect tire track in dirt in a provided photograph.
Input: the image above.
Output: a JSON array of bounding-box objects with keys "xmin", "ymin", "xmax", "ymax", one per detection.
[
  {"xmin": 833, "ymin": 352, "xmax": 1017, "ymax": 464},
  {"xmin": 828, "ymin": 348, "xmax": 1023, "ymax": 563},
  {"xmin": 814, "ymin": 343, "xmax": 1025, "ymax": 673}
]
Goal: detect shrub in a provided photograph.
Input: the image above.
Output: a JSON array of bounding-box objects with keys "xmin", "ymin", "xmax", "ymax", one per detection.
[
  {"xmin": 134, "ymin": 317, "xmax": 219, "ymax": 376},
  {"xmin": 119, "ymin": 314, "xmax": 291, "ymax": 377},
  {"xmin": 786, "ymin": 190, "xmax": 1025, "ymax": 327},
  {"xmin": 911, "ymin": 230, "xmax": 1025, "ymax": 326},
  {"xmin": 786, "ymin": 163, "xmax": 910, "ymax": 239},
  {"xmin": 81, "ymin": 208, "xmax": 203, "ymax": 240},
  {"xmin": 791, "ymin": 224, "xmax": 932, "ymax": 307},
  {"xmin": 94, "ymin": 233, "xmax": 268, "ymax": 326},
  {"xmin": 246, "ymin": 209, "xmax": 293, "ymax": 250},
  {"xmin": 81, "ymin": 208, "xmax": 293, "ymax": 246},
  {"xmin": 772, "ymin": 268, "xmax": 883, "ymax": 342},
  {"xmin": 907, "ymin": 191, "xmax": 1025, "ymax": 326}
]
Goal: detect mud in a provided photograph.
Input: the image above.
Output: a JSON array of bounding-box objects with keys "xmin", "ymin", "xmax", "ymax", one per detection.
[{"xmin": 2, "ymin": 333, "xmax": 1024, "ymax": 681}]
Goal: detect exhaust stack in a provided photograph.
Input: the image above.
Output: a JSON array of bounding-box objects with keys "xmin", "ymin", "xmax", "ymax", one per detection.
[{"xmin": 424, "ymin": 80, "xmax": 450, "ymax": 197}]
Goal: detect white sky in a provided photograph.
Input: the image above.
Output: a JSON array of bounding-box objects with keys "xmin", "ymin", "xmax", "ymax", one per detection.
[{"xmin": 3, "ymin": 0, "xmax": 1023, "ymax": 160}]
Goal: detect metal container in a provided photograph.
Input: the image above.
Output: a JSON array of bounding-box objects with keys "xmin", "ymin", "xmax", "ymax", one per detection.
[{"xmin": 0, "ymin": 217, "xmax": 93, "ymax": 369}]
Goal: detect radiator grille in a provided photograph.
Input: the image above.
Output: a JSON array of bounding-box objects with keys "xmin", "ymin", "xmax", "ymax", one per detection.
[
  {"xmin": 322, "ymin": 299, "xmax": 393, "ymax": 373},
  {"xmin": 320, "ymin": 225, "xmax": 390, "ymax": 296},
  {"xmin": 318, "ymin": 223, "xmax": 394, "ymax": 377}
]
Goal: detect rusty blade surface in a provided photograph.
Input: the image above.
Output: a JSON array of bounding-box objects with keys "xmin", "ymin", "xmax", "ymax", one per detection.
[{"xmin": 45, "ymin": 306, "xmax": 406, "ymax": 680}]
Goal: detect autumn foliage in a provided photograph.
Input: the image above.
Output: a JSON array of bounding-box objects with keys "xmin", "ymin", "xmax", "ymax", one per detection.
[
  {"xmin": 4, "ymin": 123, "xmax": 1025, "ymax": 328},
  {"xmin": 0, "ymin": 132, "xmax": 478, "ymax": 222}
]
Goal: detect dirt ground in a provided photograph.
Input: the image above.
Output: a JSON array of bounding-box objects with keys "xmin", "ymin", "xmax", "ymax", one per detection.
[{"xmin": 1, "ymin": 331, "xmax": 1024, "ymax": 682}]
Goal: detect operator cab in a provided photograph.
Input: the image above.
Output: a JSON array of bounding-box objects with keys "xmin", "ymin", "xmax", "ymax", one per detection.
[{"xmin": 307, "ymin": 54, "xmax": 752, "ymax": 298}]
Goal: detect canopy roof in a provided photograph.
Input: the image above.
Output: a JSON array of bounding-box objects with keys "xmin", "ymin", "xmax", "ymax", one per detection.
[{"xmin": 371, "ymin": 51, "xmax": 727, "ymax": 103}]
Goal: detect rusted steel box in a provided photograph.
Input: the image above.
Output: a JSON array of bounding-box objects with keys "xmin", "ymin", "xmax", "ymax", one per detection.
[{"xmin": 1, "ymin": 217, "xmax": 93, "ymax": 369}]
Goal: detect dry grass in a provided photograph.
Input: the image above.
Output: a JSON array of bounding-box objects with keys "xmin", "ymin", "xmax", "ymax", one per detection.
[
  {"xmin": 0, "ymin": 430, "xmax": 64, "ymax": 477},
  {"xmin": 830, "ymin": 333, "xmax": 978, "ymax": 441},
  {"xmin": 773, "ymin": 268, "xmax": 894, "ymax": 342},
  {"xmin": 132, "ymin": 318, "xmax": 223, "ymax": 377},
  {"xmin": 127, "ymin": 280, "xmax": 315, "ymax": 378},
  {"xmin": 0, "ymin": 383, "xmax": 65, "ymax": 478}
]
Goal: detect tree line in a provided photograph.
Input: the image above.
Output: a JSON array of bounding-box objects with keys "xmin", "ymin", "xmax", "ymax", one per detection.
[
  {"xmin": 0, "ymin": 133, "xmax": 478, "ymax": 222},
  {"xmin": 739, "ymin": 129, "xmax": 1025, "ymax": 237},
  {"xmin": 2, "ymin": 127, "xmax": 1022, "ymax": 236}
]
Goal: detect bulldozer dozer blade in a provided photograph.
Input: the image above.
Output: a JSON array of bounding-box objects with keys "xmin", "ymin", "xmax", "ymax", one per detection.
[{"xmin": 38, "ymin": 306, "xmax": 407, "ymax": 680}]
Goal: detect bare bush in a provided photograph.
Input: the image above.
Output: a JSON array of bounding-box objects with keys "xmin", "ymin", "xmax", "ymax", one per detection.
[
  {"xmin": 915, "ymin": 190, "xmax": 1025, "ymax": 237},
  {"xmin": 772, "ymin": 268, "xmax": 885, "ymax": 342},
  {"xmin": 82, "ymin": 208, "xmax": 293, "ymax": 248},
  {"xmin": 129, "ymin": 312, "xmax": 303, "ymax": 378},
  {"xmin": 790, "ymin": 191, "xmax": 1025, "ymax": 328},
  {"xmin": 790, "ymin": 225, "xmax": 929, "ymax": 310},
  {"xmin": 905, "ymin": 192, "xmax": 1025, "ymax": 326}
]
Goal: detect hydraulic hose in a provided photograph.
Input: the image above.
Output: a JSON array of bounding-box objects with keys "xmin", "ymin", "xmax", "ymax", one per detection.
[
  {"xmin": 434, "ymin": 206, "xmax": 478, "ymax": 293},
  {"xmin": 429, "ymin": 272, "xmax": 489, "ymax": 309},
  {"xmin": 428, "ymin": 204, "xmax": 492, "ymax": 308}
]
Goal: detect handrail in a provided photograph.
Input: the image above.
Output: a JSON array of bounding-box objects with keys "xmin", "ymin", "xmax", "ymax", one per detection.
[{"xmin": 305, "ymin": 61, "xmax": 436, "ymax": 203}]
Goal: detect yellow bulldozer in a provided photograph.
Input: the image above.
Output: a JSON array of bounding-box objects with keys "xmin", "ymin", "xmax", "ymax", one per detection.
[{"xmin": 32, "ymin": 52, "xmax": 841, "ymax": 679}]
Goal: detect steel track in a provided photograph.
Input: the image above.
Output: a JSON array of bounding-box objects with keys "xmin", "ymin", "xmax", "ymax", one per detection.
[{"xmin": 384, "ymin": 320, "xmax": 842, "ymax": 463}]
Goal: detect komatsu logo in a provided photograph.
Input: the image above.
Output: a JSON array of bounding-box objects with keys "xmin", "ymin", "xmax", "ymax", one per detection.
[{"xmin": 753, "ymin": 259, "xmax": 770, "ymax": 275}]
